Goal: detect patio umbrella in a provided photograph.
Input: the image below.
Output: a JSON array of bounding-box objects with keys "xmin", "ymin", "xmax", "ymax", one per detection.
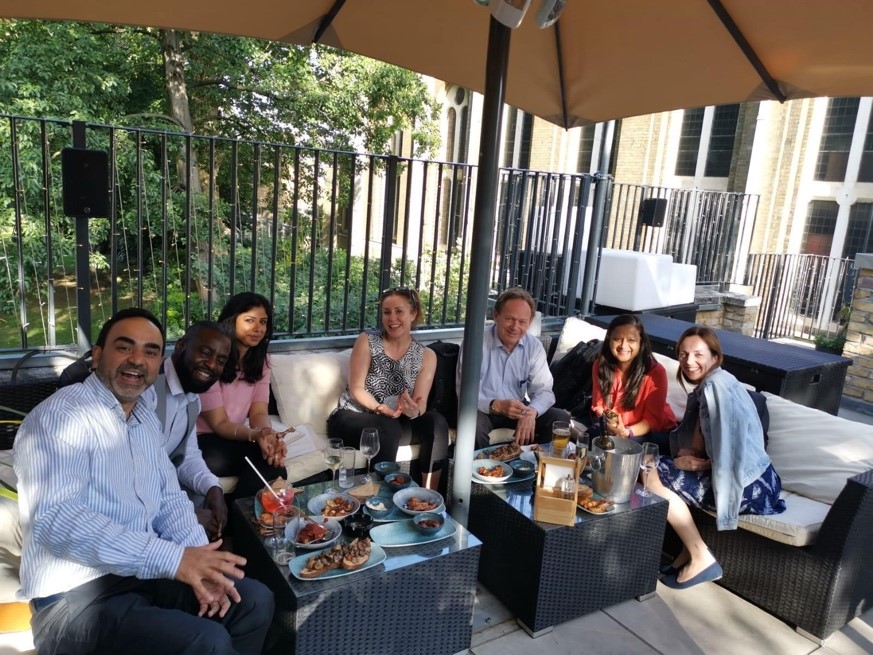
[
  {"xmin": 6, "ymin": 1, "xmax": 873, "ymax": 128},
  {"xmin": 5, "ymin": 0, "xmax": 873, "ymax": 516}
]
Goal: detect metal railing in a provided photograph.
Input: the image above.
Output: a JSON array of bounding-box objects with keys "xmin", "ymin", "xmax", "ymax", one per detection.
[
  {"xmin": 606, "ymin": 184, "xmax": 759, "ymax": 285},
  {"xmin": 0, "ymin": 113, "xmax": 764, "ymax": 355},
  {"xmin": 745, "ymin": 253, "xmax": 854, "ymax": 341}
]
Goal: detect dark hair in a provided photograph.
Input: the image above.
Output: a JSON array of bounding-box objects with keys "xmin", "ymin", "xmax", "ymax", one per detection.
[
  {"xmin": 596, "ymin": 314, "xmax": 654, "ymax": 411},
  {"xmin": 95, "ymin": 308, "xmax": 165, "ymax": 350},
  {"xmin": 379, "ymin": 287, "xmax": 423, "ymax": 328},
  {"xmin": 183, "ymin": 320, "xmax": 230, "ymax": 342},
  {"xmin": 217, "ymin": 292, "xmax": 273, "ymax": 384},
  {"xmin": 493, "ymin": 287, "xmax": 535, "ymax": 318},
  {"xmin": 676, "ymin": 325, "xmax": 723, "ymax": 388}
]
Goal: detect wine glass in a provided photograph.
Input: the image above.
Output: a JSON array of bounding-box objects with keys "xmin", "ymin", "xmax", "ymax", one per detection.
[
  {"xmin": 576, "ymin": 431, "xmax": 590, "ymax": 469},
  {"xmin": 638, "ymin": 443, "xmax": 659, "ymax": 497},
  {"xmin": 360, "ymin": 428, "xmax": 380, "ymax": 483},
  {"xmin": 323, "ymin": 438, "xmax": 344, "ymax": 493}
]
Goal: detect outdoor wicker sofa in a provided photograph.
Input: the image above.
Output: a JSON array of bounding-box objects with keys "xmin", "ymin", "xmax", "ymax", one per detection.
[{"xmin": 552, "ymin": 317, "xmax": 873, "ymax": 642}]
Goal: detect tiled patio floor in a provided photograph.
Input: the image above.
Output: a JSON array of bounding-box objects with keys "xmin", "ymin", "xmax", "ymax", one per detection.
[{"xmin": 3, "ymin": 398, "xmax": 873, "ymax": 655}]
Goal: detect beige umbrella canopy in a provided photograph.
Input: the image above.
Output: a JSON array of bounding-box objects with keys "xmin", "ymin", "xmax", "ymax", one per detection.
[{"xmin": 4, "ymin": 0, "xmax": 873, "ymax": 128}]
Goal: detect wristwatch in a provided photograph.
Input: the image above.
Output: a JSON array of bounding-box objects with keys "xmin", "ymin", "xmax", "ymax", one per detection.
[{"xmin": 489, "ymin": 399, "xmax": 498, "ymax": 415}]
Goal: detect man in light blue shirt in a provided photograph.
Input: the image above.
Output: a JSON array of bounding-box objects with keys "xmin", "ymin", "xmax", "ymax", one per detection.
[
  {"xmin": 151, "ymin": 320, "xmax": 232, "ymax": 540},
  {"xmin": 460, "ymin": 287, "xmax": 570, "ymax": 448},
  {"xmin": 14, "ymin": 308, "xmax": 272, "ymax": 655}
]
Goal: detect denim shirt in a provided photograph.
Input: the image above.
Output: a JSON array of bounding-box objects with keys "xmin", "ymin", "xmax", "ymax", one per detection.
[{"xmin": 670, "ymin": 367, "xmax": 772, "ymax": 530}]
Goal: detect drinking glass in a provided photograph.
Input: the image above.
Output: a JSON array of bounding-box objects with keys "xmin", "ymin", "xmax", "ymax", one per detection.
[
  {"xmin": 637, "ymin": 443, "xmax": 659, "ymax": 497},
  {"xmin": 576, "ymin": 431, "xmax": 590, "ymax": 468},
  {"xmin": 360, "ymin": 428, "xmax": 380, "ymax": 483},
  {"xmin": 323, "ymin": 438, "xmax": 344, "ymax": 493},
  {"xmin": 551, "ymin": 421, "xmax": 571, "ymax": 458}
]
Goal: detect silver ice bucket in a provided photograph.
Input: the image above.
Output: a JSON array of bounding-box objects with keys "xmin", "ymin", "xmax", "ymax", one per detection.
[{"xmin": 590, "ymin": 438, "xmax": 642, "ymax": 504}]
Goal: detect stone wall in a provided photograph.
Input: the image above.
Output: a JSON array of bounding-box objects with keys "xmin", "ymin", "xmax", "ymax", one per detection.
[{"xmin": 842, "ymin": 254, "xmax": 873, "ymax": 402}]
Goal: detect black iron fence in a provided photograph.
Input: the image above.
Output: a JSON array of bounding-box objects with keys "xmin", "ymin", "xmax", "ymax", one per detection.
[
  {"xmin": 0, "ymin": 113, "xmax": 765, "ymax": 354},
  {"xmin": 606, "ymin": 184, "xmax": 759, "ymax": 285},
  {"xmin": 745, "ymin": 253, "xmax": 854, "ymax": 341}
]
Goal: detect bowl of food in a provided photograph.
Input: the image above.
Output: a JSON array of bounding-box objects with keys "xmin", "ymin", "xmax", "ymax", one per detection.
[
  {"xmin": 344, "ymin": 513, "xmax": 374, "ymax": 540},
  {"xmin": 383, "ymin": 472, "xmax": 413, "ymax": 492},
  {"xmin": 412, "ymin": 512, "xmax": 445, "ymax": 536},
  {"xmin": 364, "ymin": 496, "xmax": 395, "ymax": 519},
  {"xmin": 285, "ymin": 516, "xmax": 342, "ymax": 549},
  {"xmin": 373, "ymin": 461, "xmax": 400, "ymax": 478},
  {"xmin": 510, "ymin": 459, "xmax": 535, "ymax": 475},
  {"xmin": 306, "ymin": 493, "xmax": 360, "ymax": 519},
  {"xmin": 472, "ymin": 458, "xmax": 513, "ymax": 483},
  {"xmin": 393, "ymin": 487, "xmax": 444, "ymax": 516}
]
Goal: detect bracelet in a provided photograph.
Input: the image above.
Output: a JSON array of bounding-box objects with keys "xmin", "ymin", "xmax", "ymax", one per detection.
[{"xmin": 410, "ymin": 408, "xmax": 421, "ymax": 420}]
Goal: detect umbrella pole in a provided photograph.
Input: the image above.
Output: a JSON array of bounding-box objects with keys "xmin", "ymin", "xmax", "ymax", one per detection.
[{"xmin": 451, "ymin": 16, "xmax": 511, "ymax": 524}]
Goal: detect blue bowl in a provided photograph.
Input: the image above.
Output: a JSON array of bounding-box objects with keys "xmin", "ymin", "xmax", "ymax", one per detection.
[
  {"xmin": 373, "ymin": 461, "xmax": 401, "ymax": 478},
  {"xmin": 364, "ymin": 496, "xmax": 395, "ymax": 519},
  {"xmin": 383, "ymin": 472, "xmax": 413, "ymax": 492},
  {"xmin": 412, "ymin": 512, "xmax": 445, "ymax": 536},
  {"xmin": 511, "ymin": 459, "xmax": 535, "ymax": 475}
]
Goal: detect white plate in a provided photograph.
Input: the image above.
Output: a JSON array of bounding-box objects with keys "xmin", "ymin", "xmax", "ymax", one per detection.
[
  {"xmin": 392, "ymin": 487, "xmax": 445, "ymax": 516},
  {"xmin": 576, "ymin": 495, "xmax": 616, "ymax": 515},
  {"xmin": 289, "ymin": 542, "xmax": 387, "ymax": 581},
  {"xmin": 285, "ymin": 516, "xmax": 342, "ymax": 549},
  {"xmin": 473, "ymin": 468, "xmax": 536, "ymax": 485},
  {"xmin": 306, "ymin": 493, "xmax": 360, "ymax": 519},
  {"xmin": 473, "ymin": 442, "xmax": 521, "ymax": 463},
  {"xmin": 472, "ymin": 459, "xmax": 513, "ymax": 482},
  {"xmin": 369, "ymin": 515, "xmax": 457, "ymax": 547}
]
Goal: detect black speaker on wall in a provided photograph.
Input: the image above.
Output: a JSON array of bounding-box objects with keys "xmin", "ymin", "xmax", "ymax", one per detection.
[
  {"xmin": 639, "ymin": 197, "xmax": 667, "ymax": 227},
  {"xmin": 62, "ymin": 148, "xmax": 109, "ymax": 218}
]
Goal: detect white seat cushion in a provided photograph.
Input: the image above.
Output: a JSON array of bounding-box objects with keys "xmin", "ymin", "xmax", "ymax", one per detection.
[
  {"xmin": 702, "ymin": 491, "xmax": 828, "ymax": 547},
  {"xmin": 551, "ymin": 317, "xmax": 607, "ymax": 364},
  {"xmin": 763, "ymin": 392, "xmax": 873, "ymax": 505}
]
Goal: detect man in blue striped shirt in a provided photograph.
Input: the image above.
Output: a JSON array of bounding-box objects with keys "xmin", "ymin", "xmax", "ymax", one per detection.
[{"xmin": 14, "ymin": 308, "xmax": 273, "ymax": 655}]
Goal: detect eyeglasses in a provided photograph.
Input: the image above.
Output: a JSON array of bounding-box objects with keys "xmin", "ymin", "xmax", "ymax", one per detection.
[{"xmin": 380, "ymin": 286, "xmax": 417, "ymax": 309}]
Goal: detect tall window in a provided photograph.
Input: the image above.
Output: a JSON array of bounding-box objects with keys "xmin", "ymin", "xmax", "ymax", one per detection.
[
  {"xmin": 502, "ymin": 108, "xmax": 532, "ymax": 170},
  {"xmin": 675, "ymin": 108, "xmax": 704, "ymax": 176},
  {"xmin": 802, "ymin": 200, "xmax": 839, "ymax": 255},
  {"xmin": 843, "ymin": 202, "xmax": 873, "ymax": 258},
  {"xmin": 815, "ymin": 98, "xmax": 860, "ymax": 182},
  {"xmin": 675, "ymin": 105, "xmax": 739, "ymax": 177},
  {"xmin": 858, "ymin": 114, "xmax": 873, "ymax": 182},
  {"xmin": 442, "ymin": 87, "xmax": 471, "ymax": 246},
  {"xmin": 576, "ymin": 125, "xmax": 596, "ymax": 173},
  {"xmin": 704, "ymin": 104, "xmax": 740, "ymax": 177}
]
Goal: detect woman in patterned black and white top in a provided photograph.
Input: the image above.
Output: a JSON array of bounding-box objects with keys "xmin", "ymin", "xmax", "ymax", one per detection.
[{"xmin": 328, "ymin": 288, "xmax": 449, "ymax": 490}]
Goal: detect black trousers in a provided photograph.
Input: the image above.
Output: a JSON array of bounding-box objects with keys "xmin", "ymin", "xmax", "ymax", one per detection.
[
  {"xmin": 30, "ymin": 574, "xmax": 274, "ymax": 655},
  {"xmin": 198, "ymin": 433, "xmax": 287, "ymax": 499},
  {"xmin": 327, "ymin": 409, "xmax": 449, "ymax": 474},
  {"xmin": 474, "ymin": 406, "xmax": 571, "ymax": 449}
]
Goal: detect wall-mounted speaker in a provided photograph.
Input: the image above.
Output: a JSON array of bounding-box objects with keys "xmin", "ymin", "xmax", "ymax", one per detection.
[
  {"xmin": 639, "ymin": 197, "xmax": 667, "ymax": 227},
  {"xmin": 62, "ymin": 148, "xmax": 109, "ymax": 218}
]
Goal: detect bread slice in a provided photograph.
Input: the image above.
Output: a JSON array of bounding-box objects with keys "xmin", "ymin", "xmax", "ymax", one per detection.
[
  {"xmin": 347, "ymin": 482, "xmax": 380, "ymax": 502},
  {"xmin": 341, "ymin": 538, "xmax": 371, "ymax": 571},
  {"xmin": 299, "ymin": 543, "xmax": 344, "ymax": 578}
]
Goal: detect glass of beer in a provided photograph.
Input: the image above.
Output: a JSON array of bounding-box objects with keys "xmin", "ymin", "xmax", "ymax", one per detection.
[{"xmin": 551, "ymin": 420, "xmax": 571, "ymax": 458}]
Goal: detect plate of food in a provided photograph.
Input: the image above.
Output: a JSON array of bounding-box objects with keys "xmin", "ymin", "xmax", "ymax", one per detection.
[
  {"xmin": 285, "ymin": 516, "xmax": 342, "ymax": 550},
  {"xmin": 290, "ymin": 538, "xmax": 386, "ymax": 581},
  {"xmin": 392, "ymin": 487, "xmax": 445, "ymax": 516},
  {"xmin": 306, "ymin": 493, "xmax": 360, "ymax": 519},
  {"xmin": 369, "ymin": 514, "xmax": 457, "ymax": 547},
  {"xmin": 576, "ymin": 483, "xmax": 615, "ymax": 515},
  {"xmin": 472, "ymin": 459, "xmax": 513, "ymax": 483},
  {"xmin": 474, "ymin": 440, "xmax": 521, "ymax": 462}
]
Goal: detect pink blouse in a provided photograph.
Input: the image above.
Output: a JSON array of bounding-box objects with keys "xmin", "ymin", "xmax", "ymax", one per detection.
[{"xmin": 196, "ymin": 361, "xmax": 271, "ymax": 433}]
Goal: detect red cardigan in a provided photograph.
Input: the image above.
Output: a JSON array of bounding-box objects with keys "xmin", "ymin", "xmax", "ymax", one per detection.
[{"xmin": 591, "ymin": 359, "xmax": 677, "ymax": 433}]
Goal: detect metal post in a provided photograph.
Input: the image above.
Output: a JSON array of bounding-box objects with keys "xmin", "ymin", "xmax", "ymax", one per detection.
[
  {"xmin": 452, "ymin": 16, "xmax": 511, "ymax": 524},
  {"xmin": 72, "ymin": 121, "xmax": 91, "ymax": 354},
  {"xmin": 380, "ymin": 155, "xmax": 399, "ymax": 291}
]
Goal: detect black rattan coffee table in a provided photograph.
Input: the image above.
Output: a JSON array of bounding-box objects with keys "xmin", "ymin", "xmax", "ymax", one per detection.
[
  {"xmin": 468, "ymin": 477, "xmax": 667, "ymax": 636},
  {"xmin": 231, "ymin": 477, "xmax": 481, "ymax": 655}
]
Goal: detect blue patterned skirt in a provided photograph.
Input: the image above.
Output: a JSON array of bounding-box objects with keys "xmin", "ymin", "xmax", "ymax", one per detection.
[{"xmin": 657, "ymin": 458, "xmax": 787, "ymax": 516}]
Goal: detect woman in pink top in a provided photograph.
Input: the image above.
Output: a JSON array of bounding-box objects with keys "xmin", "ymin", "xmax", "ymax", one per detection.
[
  {"xmin": 591, "ymin": 314, "xmax": 677, "ymax": 452},
  {"xmin": 197, "ymin": 292, "xmax": 287, "ymax": 498}
]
